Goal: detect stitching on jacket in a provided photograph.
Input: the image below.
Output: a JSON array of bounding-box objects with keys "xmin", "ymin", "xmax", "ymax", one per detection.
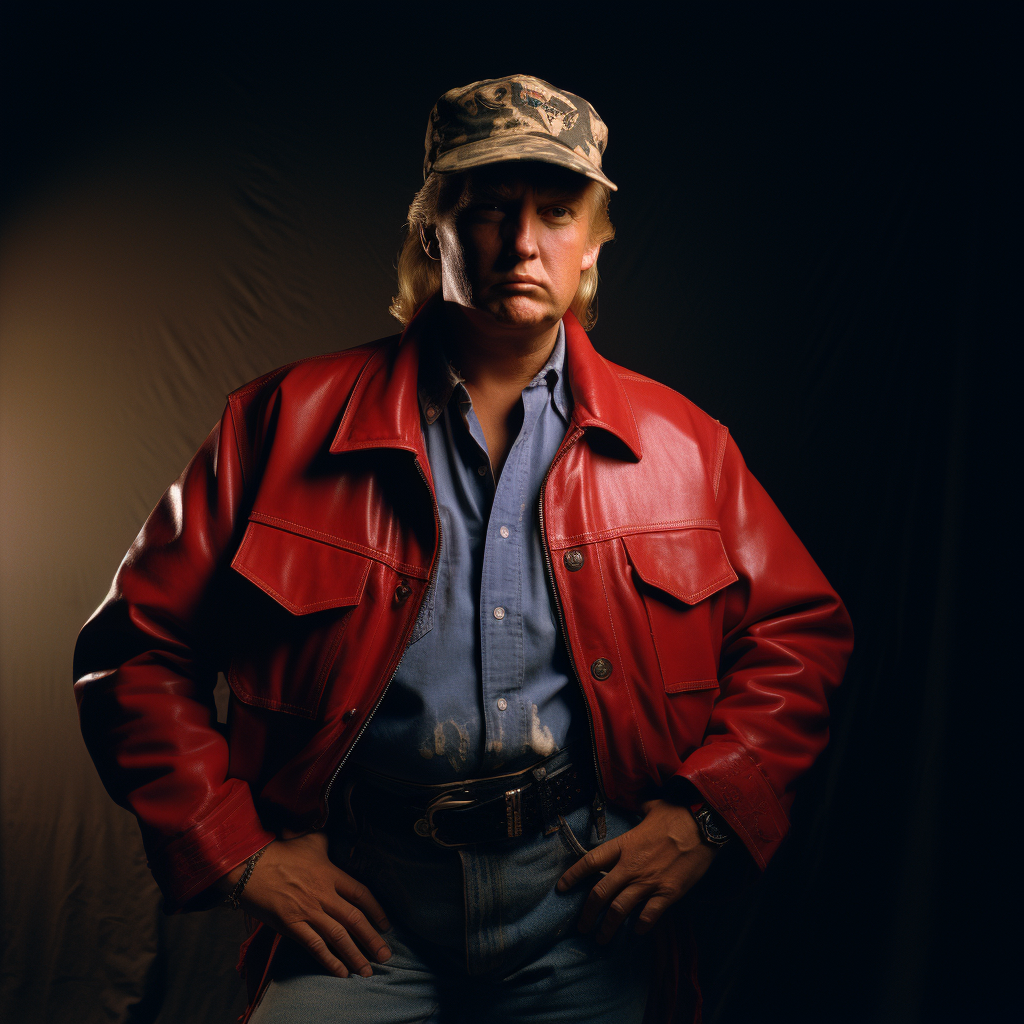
[
  {"xmin": 298, "ymin": 597, "xmax": 392, "ymax": 793},
  {"xmin": 693, "ymin": 766, "xmax": 766, "ymax": 869},
  {"xmin": 629, "ymin": 559, "xmax": 736, "ymax": 605},
  {"xmin": 228, "ymin": 345, "xmax": 382, "ymax": 485},
  {"xmin": 592, "ymin": 539, "xmax": 650, "ymax": 772},
  {"xmin": 334, "ymin": 346, "xmax": 387, "ymax": 444},
  {"xmin": 553, "ymin": 556, "xmax": 609, "ymax": 776},
  {"xmin": 664, "ymin": 678, "xmax": 719, "ymax": 693},
  {"xmin": 225, "ymin": 403, "xmax": 251, "ymax": 491},
  {"xmin": 231, "ymin": 556, "xmax": 370, "ymax": 616},
  {"xmin": 333, "ymin": 438, "xmax": 418, "ymax": 452},
  {"xmin": 712, "ymin": 425, "xmax": 729, "ymax": 498},
  {"xmin": 679, "ymin": 569, "xmax": 738, "ymax": 604},
  {"xmin": 618, "ymin": 386, "xmax": 643, "ymax": 458},
  {"xmin": 228, "ymin": 361, "xmax": 302, "ymax": 401},
  {"xmin": 175, "ymin": 832, "xmax": 276, "ymax": 905},
  {"xmin": 616, "ymin": 372, "xmax": 724, "ymax": 421},
  {"xmin": 616, "ymin": 373, "xmax": 680, "ymax": 389},
  {"xmin": 227, "ymin": 671, "xmax": 315, "ymax": 712},
  {"xmin": 616, "ymin": 372, "xmax": 729, "ymax": 484},
  {"xmin": 226, "ymin": 665, "xmax": 318, "ymax": 715},
  {"xmin": 550, "ymin": 518, "xmax": 722, "ymax": 549},
  {"xmin": 159, "ymin": 782, "xmax": 250, "ymax": 850},
  {"xmin": 246, "ymin": 513, "xmax": 429, "ymax": 578}
]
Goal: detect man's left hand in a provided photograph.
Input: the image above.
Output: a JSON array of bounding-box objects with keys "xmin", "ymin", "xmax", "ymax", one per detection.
[{"xmin": 556, "ymin": 799, "xmax": 718, "ymax": 942}]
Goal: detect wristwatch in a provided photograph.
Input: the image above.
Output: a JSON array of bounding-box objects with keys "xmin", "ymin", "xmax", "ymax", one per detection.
[{"xmin": 692, "ymin": 803, "xmax": 732, "ymax": 847}]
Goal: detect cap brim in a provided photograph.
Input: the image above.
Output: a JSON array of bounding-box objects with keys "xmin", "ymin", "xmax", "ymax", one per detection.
[{"xmin": 431, "ymin": 134, "xmax": 617, "ymax": 190}]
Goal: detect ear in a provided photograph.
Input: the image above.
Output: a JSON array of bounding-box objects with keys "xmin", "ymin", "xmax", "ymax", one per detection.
[
  {"xmin": 419, "ymin": 223, "xmax": 441, "ymax": 261},
  {"xmin": 580, "ymin": 242, "xmax": 601, "ymax": 272}
]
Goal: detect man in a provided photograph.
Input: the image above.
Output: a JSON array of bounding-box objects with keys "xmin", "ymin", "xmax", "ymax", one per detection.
[{"xmin": 74, "ymin": 76, "xmax": 852, "ymax": 1023}]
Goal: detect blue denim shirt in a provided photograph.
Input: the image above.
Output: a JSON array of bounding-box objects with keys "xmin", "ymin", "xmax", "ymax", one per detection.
[{"xmin": 351, "ymin": 322, "xmax": 587, "ymax": 783}]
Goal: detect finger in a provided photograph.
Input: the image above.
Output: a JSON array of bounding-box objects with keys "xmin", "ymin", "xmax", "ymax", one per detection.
[
  {"xmin": 325, "ymin": 895, "xmax": 392, "ymax": 964},
  {"xmin": 289, "ymin": 920, "xmax": 350, "ymax": 979},
  {"xmin": 557, "ymin": 840, "xmax": 620, "ymax": 892},
  {"xmin": 596, "ymin": 883, "xmax": 650, "ymax": 945},
  {"xmin": 634, "ymin": 894, "xmax": 674, "ymax": 936},
  {"xmin": 312, "ymin": 912, "xmax": 374, "ymax": 978},
  {"xmin": 576, "ymin": 863, "xmax": 634, "ymax": 934},
  {"xmin": 336, "ymin": 874, "xmax": 391, "ymax": 933}
]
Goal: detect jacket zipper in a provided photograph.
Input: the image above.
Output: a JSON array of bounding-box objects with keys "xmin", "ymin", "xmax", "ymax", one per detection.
[
  {"xmin": 315, "ymin": 455, "xmax": 442, "ymax": 828},
  {"xmin": 537, "ymin": 426, "xmax": 607, "ymax": 801}
]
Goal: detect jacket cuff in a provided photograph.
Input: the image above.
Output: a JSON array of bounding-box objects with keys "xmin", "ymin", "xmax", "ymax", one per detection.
[
  {"xmin": 678, "ymin": 742, "xmax": 790, "ymax": 870},
  {"xmin": 147, "ymin": 782, "xmax": 276, "ymax": 912}
]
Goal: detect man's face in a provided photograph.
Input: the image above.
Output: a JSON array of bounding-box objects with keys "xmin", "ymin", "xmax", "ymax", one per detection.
[{"xmin": 433, "ymin": 162, "xmax": 601, "ymax": 332}]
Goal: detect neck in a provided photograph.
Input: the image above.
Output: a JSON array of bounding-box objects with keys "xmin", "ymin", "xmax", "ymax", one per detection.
[{"xmin": 439, "ymin": 302, "xmax": 560, "ymax": 391}]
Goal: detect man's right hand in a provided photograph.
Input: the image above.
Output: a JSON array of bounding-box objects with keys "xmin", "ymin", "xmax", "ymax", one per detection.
[{"xmin": 220, "ymin": 831, "xmax": 392, "ymax": 978}]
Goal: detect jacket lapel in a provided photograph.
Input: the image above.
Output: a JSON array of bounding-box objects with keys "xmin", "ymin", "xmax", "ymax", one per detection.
[
  {"xmin": 563, "ymin": 310, "xmax": 643, "ymax": 461},
  {"xmin": 330, "ymin": 299, "xmax": 642, "ymax": 466}
]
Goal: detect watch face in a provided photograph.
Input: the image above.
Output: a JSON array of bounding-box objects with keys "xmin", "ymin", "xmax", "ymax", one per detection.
[{"xmin": 698, "ymin": 808, "xmax": 730, "ymax": 845}]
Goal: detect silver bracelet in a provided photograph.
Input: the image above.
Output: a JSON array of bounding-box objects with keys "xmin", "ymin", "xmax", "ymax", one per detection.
[{"xmin": 224, "ymin": 844, "xmax": 271, "ymax": 910}]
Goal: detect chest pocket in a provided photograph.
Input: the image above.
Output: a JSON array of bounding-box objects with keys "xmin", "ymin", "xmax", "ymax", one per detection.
[
  {"xmin": 621, "ymin": 527, "xmax": 738, "ymax": 693},
  {"xmin": 227, "ymin": 519, "xmax": 373, "ymax": 718}
]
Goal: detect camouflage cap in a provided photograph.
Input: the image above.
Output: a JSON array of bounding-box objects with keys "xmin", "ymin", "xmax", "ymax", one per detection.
[{"xmin": 424, "ymin": 75, "xmax": 617, "ymax": 190}]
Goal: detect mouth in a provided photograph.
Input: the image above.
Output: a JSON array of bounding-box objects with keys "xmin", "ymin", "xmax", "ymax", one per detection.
[{"xmin": 496, "ymin": 277, "xmax": 543, "ymax": 290}]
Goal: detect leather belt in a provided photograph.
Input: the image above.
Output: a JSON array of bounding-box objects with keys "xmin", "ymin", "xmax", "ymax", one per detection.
[{"xmin": 347, "ymin": 747, "xmax": 599, "ymax": 848}]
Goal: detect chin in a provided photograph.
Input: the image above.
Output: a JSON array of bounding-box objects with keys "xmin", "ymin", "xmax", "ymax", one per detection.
[{"xmin": 486, "ymin": 295, "xmax": 557, "ymax": 328}]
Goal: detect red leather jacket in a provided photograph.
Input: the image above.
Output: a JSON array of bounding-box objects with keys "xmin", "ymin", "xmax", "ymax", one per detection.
[{"xmin": 74, "ymin": 302, "xmax": 851, "ymax": 1016}]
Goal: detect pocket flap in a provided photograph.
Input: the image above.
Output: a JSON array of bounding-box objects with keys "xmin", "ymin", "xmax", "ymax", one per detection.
[
  {"xmin": 231, "ymin": 520, "xmax": 372, "ymax": 615},
  {"xmin": 622, "ymin": 528, "xmax": 737, "ymax": 605}
]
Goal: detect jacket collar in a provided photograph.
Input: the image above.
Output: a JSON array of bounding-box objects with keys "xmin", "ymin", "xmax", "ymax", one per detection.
[{"xmin": 330, "ymin": 295, "xmax": 642, "ymax": 460}]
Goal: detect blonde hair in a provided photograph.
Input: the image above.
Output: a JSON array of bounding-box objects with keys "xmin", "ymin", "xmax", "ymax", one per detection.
[{"xmin": 389, "ymin": 170, "xmax": 615, "ymax": 330}]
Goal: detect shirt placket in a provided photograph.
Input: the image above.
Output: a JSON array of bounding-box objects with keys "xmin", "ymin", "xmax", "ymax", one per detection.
[{"xmin": 468, "ymin": 381, "xmax": 550, "ymax": 772}]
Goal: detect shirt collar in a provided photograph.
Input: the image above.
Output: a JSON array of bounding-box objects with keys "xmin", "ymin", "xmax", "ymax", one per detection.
[{"xmin": 418, "ymin": 320, "xmax": 570, "ymax": 425}]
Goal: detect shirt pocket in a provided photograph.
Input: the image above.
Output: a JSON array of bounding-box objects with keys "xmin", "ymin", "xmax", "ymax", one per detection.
[
  {"xmin": 227, "ymin": 519, "xmax": 373, "ymax": 718},
  {"xmin": 621, "ymin": 527, "xmax": 738, "ymax": 694}
]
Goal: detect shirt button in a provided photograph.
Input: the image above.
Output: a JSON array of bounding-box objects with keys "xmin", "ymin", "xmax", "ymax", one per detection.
[
  {"xmin": 477, "ymin": 465, "xmax": 488, "ymax": 476},
  {"xmin": 343, "ymin": 708, "xmax": 358, "ymax": 722},
  {"xmin": 493, "ymin": 606, "xmax": 506, "ymax": 620},
  {"xmin": 499, "ymin": 526, "xmax": 510, "ymax": 538},
  {"xmin": 496, "ymin": 698, "xmax": 508, "ymax": 711},
  {"xmin": 394, "ymin": 581, "xmax": 412, "ymax": 604},
  {"xmin": 426, "ymin": 404, "xmax": 439, "ymax": 420},
  {"xmin": 591, "ymin": 658, "xmax": 613, "ymax": 680}
]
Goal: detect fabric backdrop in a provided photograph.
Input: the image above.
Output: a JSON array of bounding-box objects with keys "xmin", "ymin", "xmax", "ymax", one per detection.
[{"xmin": 0, "ymin": 5, "xmax": 1014, "ymax": 1023}]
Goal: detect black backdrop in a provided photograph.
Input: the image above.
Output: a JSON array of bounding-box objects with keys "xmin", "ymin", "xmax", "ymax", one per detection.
[{"xmin": 0, "ymin": 4, "xmax": 1015, "ymax": 1023}]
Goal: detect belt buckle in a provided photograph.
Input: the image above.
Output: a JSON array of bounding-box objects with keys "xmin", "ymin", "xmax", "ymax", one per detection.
[
  {"xmin": 504, "ymin": 785, "xmax": 525, "ymax": 839},
  {"xmin": 416, "ymin": 791, "xmax": 476, "ymax": 848},
  {"xmin": 413, "ymin": 782, "xmax": 528, "ymax": 847}
]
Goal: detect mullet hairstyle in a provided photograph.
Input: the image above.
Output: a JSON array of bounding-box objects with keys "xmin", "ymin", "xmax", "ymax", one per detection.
[{"xmin": 389, "ymin": 171, "xmax": 615, "ymax": 330}]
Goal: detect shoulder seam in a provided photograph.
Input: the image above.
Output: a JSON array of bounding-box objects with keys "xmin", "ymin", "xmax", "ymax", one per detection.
[
  {"xmin": 712, "ymin": 424, "xmax": 729, "ymax": 498},
  {"xmin": 225, "ymin": 402, "xmax": 249, "ymax": 491}
]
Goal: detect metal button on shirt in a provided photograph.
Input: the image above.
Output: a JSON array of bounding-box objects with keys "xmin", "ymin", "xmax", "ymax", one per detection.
[{"xmin": 351, "ymin": 322, "xmax": 587, "ymax": 783}]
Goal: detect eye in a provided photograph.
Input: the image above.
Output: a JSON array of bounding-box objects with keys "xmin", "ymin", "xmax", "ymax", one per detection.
[
  {"xmin": 468, "ymin": 203, "xmax": 505, "ymax": 223},
  {"xmin": 546, "ymin": 206, "xmax": 573, "ymax": 221}
]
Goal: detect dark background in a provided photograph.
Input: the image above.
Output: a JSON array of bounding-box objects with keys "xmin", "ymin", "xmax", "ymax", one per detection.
[{"xmin": 0, "ymin": 3, "xmax": 1015, "ymax": 1022}]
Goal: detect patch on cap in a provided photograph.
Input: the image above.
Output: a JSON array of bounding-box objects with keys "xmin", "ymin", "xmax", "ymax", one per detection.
[{"xmin": 424, "ymin": 75, "xmax": 617, "ymax": 190}]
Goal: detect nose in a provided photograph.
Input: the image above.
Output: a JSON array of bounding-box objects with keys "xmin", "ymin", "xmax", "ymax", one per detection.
[{"xmin": 504, "ymin": 203, "xmax": 540, "ymax": 261}]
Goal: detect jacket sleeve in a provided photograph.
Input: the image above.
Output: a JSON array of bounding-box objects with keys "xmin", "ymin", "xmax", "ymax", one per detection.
[
  {"xmin": 73, "ymin": 403, "xmax": 276, "ymax": 910},
  {"xmin": 678, "ymin": 430, "xmax": 853, "ymax": 869}
]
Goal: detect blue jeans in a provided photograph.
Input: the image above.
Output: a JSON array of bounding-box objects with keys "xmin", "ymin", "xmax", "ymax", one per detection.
[{"xmin": 249, "ymin": 801, "xmax": 653, "ymax": 1023}]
